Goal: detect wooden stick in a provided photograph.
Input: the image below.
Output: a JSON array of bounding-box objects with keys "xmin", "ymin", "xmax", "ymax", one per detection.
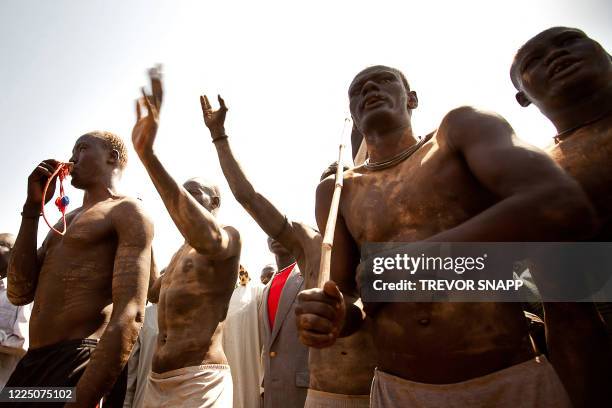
[{"xmin": 317, "ymin": 118, "xmax": 351, "ymax": 288}]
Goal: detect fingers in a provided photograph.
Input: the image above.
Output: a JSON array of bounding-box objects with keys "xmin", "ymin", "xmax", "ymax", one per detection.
[
  {"xmin": 299, "ymin": 330, "xmax": 336, "ymax": 348},
  {"xmin": 141, "ymin": 88, "xmax": 157, "ymax": 117},
  {"xmin": 295, "ymin": 300, "xmax": 337, "ymax": 322},
  {"xmin": 202, "ymin": 95, "xmax": 212, "ymax": 111},
  {"xmin": 297, "ymin": 313, "xmax": 335, "ymax": 333},
  {"xmin": 136, "ymin": 99, "xmax": 142, "ymax": 120},
  {"xmin": 298, "ymin": 287, "xmax": 342, "ymax": 309},
  {"xmin": 31, "ymin": 160, "xmax": 60, "ymax": 183},
  {"xmin": 218, "ymin": 94, "xmax": 227, "ymax": 111},
  {"xmin": 200, "ymin": 95, "xmax": 208, "ymax": 113},
  {"xmin": 323, "ymin": 280, "xmax": 343, "ymax": 303}
]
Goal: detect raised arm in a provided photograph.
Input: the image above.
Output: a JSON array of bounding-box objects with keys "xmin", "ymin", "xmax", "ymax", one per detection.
[
  {"xmin": 70, "ymin": 199, "xmax": 153, "ymax": 407},
  {"xmin": 8, "ymin": 159, "xmax": 60, "ymax": 305},
  {"xmin": 201, "ymin": 94, "xmax": 303, "ymax": 257},
  {"xmin": 132, "ymin": 70, "xmax": 239, "ymax": 260},
  {"xmin": 428, "ymin": 106, "xmax": 596, "ymax": 242}
]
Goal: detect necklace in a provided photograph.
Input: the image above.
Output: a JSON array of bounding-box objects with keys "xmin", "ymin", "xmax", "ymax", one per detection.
[
  {"xmin": 554, "ymin": 108, "xmax": 612, "ymax": 144},
  {"xmin": 364, "ymin": 134, "xmax": 432, "ymax": 171}
]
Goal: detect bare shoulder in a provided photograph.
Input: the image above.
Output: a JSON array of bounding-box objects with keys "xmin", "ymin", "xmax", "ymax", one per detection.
[
  {"xmin": 109, "ymin": 197, "xmax": 154, "ymax": 237},
  {"xmin": 439, "ymin": 106, "xmax": 514, "ymax": 149}
]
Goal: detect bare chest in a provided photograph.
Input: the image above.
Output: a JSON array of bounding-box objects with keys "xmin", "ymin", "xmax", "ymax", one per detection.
[
  {"xmin": 548, "ymin": 125, "xmax": 612, "ymax": 212},
  {"xmin": 160, "ymin": 246, "xmax": 235, "ymax": 313},
  {"xmin": 342, "ymin": 140, "xmax": 494, "ymax": 244}
]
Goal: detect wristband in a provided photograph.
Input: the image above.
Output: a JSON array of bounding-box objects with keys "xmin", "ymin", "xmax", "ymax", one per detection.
[
  {"xmin": 21, "ymin": 206, "xmax": 41, "ymax": 218},
  {"xmin": 212, "ymin": 134, "xmax": 229, "ymax": 143}
]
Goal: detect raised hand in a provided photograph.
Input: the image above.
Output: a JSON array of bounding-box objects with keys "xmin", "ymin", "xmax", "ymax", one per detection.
[
  {"xmin": 132, "ymin": 67, "xmax": 163, "ymax": 158},
  {"xmin": 25, "ymin": 159, "xmax": 60, "ymax": 208},
  {"xmin": 200, "ymin": 94, "xmax": 228, "ymax": 140}
]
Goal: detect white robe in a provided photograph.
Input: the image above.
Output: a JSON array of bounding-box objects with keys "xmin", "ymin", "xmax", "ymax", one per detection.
[{"xmin": 222, "ymin": 283, "xmax": 265, "ymax": 408}]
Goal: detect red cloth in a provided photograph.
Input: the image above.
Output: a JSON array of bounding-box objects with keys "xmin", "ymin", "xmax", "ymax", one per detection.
[{"xmin": 267, "ymin": 262, "xmax": 296, "ymax": 329}]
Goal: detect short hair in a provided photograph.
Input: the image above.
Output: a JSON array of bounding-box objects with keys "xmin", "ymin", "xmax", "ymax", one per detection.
[
  {"xmin": 351, "ymin": 65, "xmax": 411, "ymax": 94},
  {"xmin": 86, "ymin": 131, "xmax": 128, "ymax": 169}
]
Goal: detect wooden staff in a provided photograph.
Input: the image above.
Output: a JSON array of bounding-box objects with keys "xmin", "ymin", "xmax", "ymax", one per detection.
[{"xmin": 317, "ymin": 118, "xmax": 352, "ymax": 288}]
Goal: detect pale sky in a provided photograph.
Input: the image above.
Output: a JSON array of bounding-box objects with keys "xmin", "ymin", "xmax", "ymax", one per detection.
[{"xmin": 1, "ymin": 0, "xmax": 610, "ymax": 275}]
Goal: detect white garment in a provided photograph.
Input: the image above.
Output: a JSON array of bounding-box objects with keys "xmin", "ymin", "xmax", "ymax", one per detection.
[
  {"xmin": 0, "ymin": 277, "xmax": 31, "ymax": 389},
  {"xmin": 222, "ymin": 283, "xmax": 265, "ymax": 408},
  {"xmin": 124, "ymin": 303, "xmax": 158, "ymax": 408}
]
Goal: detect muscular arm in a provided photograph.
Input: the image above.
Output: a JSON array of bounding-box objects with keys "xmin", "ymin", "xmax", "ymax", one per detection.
[
  {"xmin": 7, "ymin": 216, "xmax": 45, "ymax": 305},
  {"xmin": 428, "ymin": 106, "xmax": 596, "ymax": 242},
  {"xmin": 315, "ymin": 178, "xmax": 364, "ymax": 337},
  {"xmin": 8, "ymin": 159, "xmax": 60, "ymax": 305},
  {"xmin": 139, "ymin": 151, "xmax": 239, "ymax": 259},
  {"xmin": 70, "ymin": 200, "xmax": 153, "ymax": 407},
  {"xmin": 213, "ymin": 138, "xmax": 304, "ymax": 259},
  {"xmin": 148, "ymin": 274, "xmax": 163, "ymax": 304}
]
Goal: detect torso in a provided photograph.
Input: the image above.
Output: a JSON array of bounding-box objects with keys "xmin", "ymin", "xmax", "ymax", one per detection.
[
  {"xmin": 547, "ymin": 116, "xmax": 612, "ymax": 239},
  {"xmin": 30, "ymin": 198, "xmax": 129, "ymax": 348},
  {"xmin": 292, "ymin": 222, "xmax": 377, "ymax": 394},
  {"xmin": 153, "ymin": 241, "xmax": 238, "ymax": 373},
  {"xmin": 341, "ymin": 128, "xmax": 534, "ymax": 383}
]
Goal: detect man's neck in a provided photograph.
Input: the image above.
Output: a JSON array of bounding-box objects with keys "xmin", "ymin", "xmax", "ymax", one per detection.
[
  {"xmin": 275, "ymin": 255, "xmax": 295, "ymax": 272},
  {"xmin": 546, "ymin": 84, "xmax": 612, "ymax": 136},
  {"xmin": 363, "ymin": 124, "xmax": 418, "ymax": 163},
  {"xmin": 82, "ymin": 180, "xmax": 120, "ymax": 208}
]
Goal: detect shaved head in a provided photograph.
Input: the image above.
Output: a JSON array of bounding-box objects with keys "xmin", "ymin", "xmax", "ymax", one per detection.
[
  {"xmin": 349, "ymin": 65, "xmax": 411, "ymax": 95},
  {"xmin": 183, "ymin": 177, "xmax": 221, "ymax": 212}
]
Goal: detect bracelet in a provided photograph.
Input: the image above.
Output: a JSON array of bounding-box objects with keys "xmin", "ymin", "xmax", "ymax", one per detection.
[
  {"xmin": 212, "ymin": 134, "xmax": 228, "ymax": 143},
  {"xmin": 21, "ymin": 209, "xmax": 41, "ymax": 219}
]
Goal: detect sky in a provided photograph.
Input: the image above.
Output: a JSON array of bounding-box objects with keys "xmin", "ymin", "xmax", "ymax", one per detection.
[{"xmin": 0, "ymin": 0, "xmax": 610, "ymax": 277}]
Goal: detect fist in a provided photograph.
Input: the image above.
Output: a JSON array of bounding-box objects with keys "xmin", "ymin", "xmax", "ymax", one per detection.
[
  {"xmin": 26, "ymin": 159, "xmax": 60, "ymax": 206},
  {"xmin": 295, "ymin": 281, "xmax": 345, "ymax": 348}
]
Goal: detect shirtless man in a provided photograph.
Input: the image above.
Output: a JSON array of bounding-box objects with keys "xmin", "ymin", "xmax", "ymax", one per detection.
[
  {"xmin": 6, "ymin": 131, "xmax": 153, "ymax": 407},
  {"xmin": 511, "ymin": 27, "xmax": 612, "ymax": 406},
  {"xmin": 132, "ymin": 70, "xmax": 240, "ymax": 408},
  {"xmin": 202, "ymin": 95, "xmax": 376, "ymax": 407},
  {"xmin": 296, "ymin": 65, "xmax": 596, "ymax": 407}
]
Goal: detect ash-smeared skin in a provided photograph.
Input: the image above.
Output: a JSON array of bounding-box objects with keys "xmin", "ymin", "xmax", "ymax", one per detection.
[
  {"xmin": 297, "ymin": 65, "xmax": 596, "ymax": 385},
  {"xmin": 133, "ymin": 69, "xmax": 241, "ymax": 374},
  {"xmin": 8, "ymin": 135, "xmax": 154, "ymax": 407},
  {"xmin": 512, "ymin": 27, "xmax": 612, "ymax": 407},
  {"xmin": 203, "ymin": 94, "xmax": 376, "ymax": 394}
]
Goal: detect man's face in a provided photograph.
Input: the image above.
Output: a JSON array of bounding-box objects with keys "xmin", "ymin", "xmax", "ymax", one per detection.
[
  {"xmin": 238, "ymin": 268, "xmax": 250, "ymax": 286},
  {"xmin": 267, "ymin": 237, "xmax": 291, "ymax": 257},
  {"xmin": 514, "ymin": 28, "xmax": 612, "ymax": 110},
  {"xmin": 183, "ymin": 180, "xmax": 217, "ymax": 213},
  {"xmin": 69, "ymin": 135, "xmax": 114, "ymax": 189},
  {"xmin": 260, "ymin": 265, "xmax": 276, "ymax": 285},
  {"xmin": 348, "ymin": 67, "xmax": 414, "ymax": 134},
  {"xmin": 0, "ymin": 233, "xmax": 15, "ymax": 277}
]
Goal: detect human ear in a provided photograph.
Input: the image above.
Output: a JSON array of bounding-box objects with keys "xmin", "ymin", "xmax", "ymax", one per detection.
[
  {"xmin": 515, "ymin": 91, "xmax": 532, "ymax": 107},
  {"xmin": 407, "ymin": 91, "xmax": 418, "ymax": 110},
  {"xmin": 108, "ymin": 149, "xmax": 120, "ymax": 165}
]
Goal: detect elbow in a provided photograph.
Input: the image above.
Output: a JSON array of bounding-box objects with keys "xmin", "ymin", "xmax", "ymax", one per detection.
[
  {"xmin": 192, "ymin": 230, "xmax": 224, "ymax": 256},
  {"xmin": 7, "ymin": 292, "xmax": 33, "ymax": 306},
  {"xmin": 537, "ymin": 185, "xmax": 598, "ymax": 240}
]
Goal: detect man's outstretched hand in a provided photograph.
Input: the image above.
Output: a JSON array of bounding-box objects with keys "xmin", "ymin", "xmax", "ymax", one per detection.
[
  {"xmin": 200, "ymin": 94, "xmax": 228, "ymax": 140},
  {"xmin": 132, "ymin": 66, "xmax": 163, "ymax": 159},
  {"xmin": 295, "ymin": 281, "xmax": 346, "ymax": 348}
]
